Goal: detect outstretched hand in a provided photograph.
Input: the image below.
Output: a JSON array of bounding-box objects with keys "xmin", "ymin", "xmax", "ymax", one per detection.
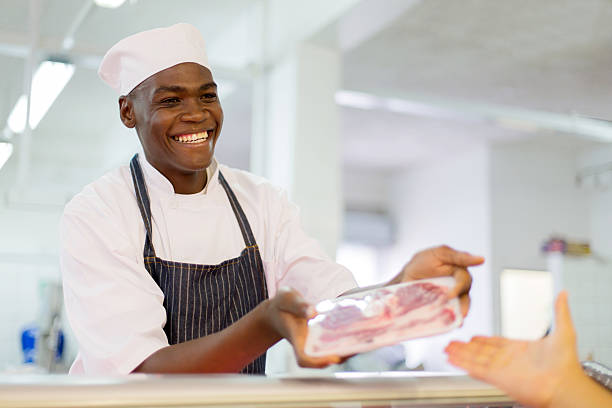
[
  {"xmin": 265, "ymin": 287, "xmax": 343, "ymax": 368},
  {"xmin": 390, "ymin": 245, "xmax": 484, "ymax": 317},
  {"xmin": 444, "ymin": 291, "xmax": 585, "ymax": 408}
]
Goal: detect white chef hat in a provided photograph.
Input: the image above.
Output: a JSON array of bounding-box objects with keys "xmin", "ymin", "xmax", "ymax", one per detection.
[{"xmin": 98, "ymin": 23, "xmax": 210, "ymax": 95}]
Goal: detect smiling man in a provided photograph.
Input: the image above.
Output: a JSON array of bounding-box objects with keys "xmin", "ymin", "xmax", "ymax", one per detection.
[
  {"xmin": 119, "ymin": 62, "xmax": 221, "ymax": 194},
  {"xmin": 60, "ymin": 23, "xmax": 483, "ymax": 375}
]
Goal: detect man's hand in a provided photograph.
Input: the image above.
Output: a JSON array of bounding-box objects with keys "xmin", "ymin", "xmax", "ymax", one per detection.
[
  {"xmin": 389, "ymin": 245, "xmax": 484, "ymax": 317},
  {"xmin": 265, "ymin": 287, "xmax": 343, "ymax": 368},
  {"xmin": 443, "ymin": 292, "xmax": 612, "ymax": 408}
]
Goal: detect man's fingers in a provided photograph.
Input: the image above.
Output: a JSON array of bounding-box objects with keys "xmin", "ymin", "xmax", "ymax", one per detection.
[
  {"xmin": 276, "ymin": 287, "xmax": 315, "ymax": 318},
  {"xmin": 435, "ymin": 245, "xmax": 485, "ymax": 267},
  {"xmin": 458, "ymin": 294, "xmax": 471, "ymax": 318},
  {"xmin": 297, "ymin": 352, "xmax": 342, "ymax": 368},
  {"xmin": 338, "ymin": 354, "xmax": 356, "ymax": 364},
  {"xmin": 444, "ymin": 267, "xmax": 471, "ymax": 318},
  {"xmin": 447, "ymin": 267, "xmax": 473, "ymax": 298},
  {"xmin": 280, "ymin": 301, "xmax": 315, "ymax": 319}
]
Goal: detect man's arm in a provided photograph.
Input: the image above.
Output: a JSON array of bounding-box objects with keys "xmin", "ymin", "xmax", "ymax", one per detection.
[
  {"xmin": 132, "ymin": 299, "xmax": 278, "ymax": 373},
  {"xmin": 133, "ymin": 287, "xmax": 340, "ymax": 373}
]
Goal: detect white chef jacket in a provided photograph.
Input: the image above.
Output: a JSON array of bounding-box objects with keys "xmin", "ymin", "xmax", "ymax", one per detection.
[{"xmin": 60, "ymin": 155, "xmax": 357, "ymax": 375}]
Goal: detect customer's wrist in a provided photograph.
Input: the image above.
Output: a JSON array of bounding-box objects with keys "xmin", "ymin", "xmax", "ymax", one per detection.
[{"xmin": 546, "ymin": 365, "xmax": 589, "ymax": 408}]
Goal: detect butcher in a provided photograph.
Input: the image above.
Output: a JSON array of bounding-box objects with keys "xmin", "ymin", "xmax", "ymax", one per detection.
[{"xmin": 60, "ymin": 23, "xmax": 484, "ymax": 375}]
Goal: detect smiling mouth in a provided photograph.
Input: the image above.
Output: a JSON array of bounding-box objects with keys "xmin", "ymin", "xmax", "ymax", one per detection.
[{"xmin": 170, "ymin": 130, "xmax": 210, "ymax": 144}]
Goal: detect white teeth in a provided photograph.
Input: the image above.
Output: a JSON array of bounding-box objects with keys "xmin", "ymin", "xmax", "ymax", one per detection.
[{"xmin": 173, "ymin": 131, "xmax": 210, "ymax": 143}]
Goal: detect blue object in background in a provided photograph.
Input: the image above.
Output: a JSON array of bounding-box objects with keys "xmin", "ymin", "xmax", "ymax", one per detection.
[
  {"xmin": 56, "ymin": 329, "xmax": 64, "ymax": 360},
  {"xmin": 20, "ymin": 324, "xmax": 64, "ymax": 364},
  {"xmin": 21, "ymin": 325, "xmax": 37, "ymax": 364}
]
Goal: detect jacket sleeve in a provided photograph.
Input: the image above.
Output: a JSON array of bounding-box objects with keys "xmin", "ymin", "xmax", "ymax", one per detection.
[{"xmin": 263, "ymin": 186, "xmax": 358, "ymax": 304}]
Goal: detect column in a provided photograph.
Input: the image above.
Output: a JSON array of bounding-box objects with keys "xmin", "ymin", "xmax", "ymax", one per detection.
[{"xmin": 252, "ymin": 42, "xmax": 343, "ymax": 257}]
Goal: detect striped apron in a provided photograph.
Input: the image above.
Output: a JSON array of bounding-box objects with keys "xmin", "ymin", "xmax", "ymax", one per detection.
[{"xmin": 129, "ymin": 154, "xmax": 268, "ymax": 374}]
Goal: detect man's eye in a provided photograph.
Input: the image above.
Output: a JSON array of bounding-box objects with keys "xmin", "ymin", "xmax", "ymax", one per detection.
[
  {"xmin": 202, "ymin": 93, "xmax": 217, "ymax": 100},
  {"xmin": 161, "ymin": 97, "xmax": 180, "ymax": 104}
]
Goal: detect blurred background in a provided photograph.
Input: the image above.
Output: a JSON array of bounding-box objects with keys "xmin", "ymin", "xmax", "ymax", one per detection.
[{"xmin": 1, "ymin": 0, "xmax": 611, "ymax": 374}]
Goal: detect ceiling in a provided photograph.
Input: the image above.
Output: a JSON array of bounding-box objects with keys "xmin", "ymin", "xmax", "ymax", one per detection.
[
  {"xmin": 345, "ymin": 0, "xmax": 612, "ymax": 118},
  {"xmin": 340, "ymin": 0, "xmax": 612, "ymax": 169},
  {"xmin": 0, "ymin": 0, "xmax": 610, "ymax": 204}
]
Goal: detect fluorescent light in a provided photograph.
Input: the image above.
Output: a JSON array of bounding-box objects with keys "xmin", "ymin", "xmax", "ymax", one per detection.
[
  {"xmin": 30, "ymin": 61, "xmax": 75, "ymax": 128},
  {"xmin": 7, "ymin": 60, "xmax": 75, "ymax": 134},
  {"xmin": 94, "ymin": 0, "xmax": 127, "ymax": 8},
  {"xmin": 335, "ymin": 90, "xmax": 465, "ymax": 120},
  {"xmin": 0, "ymin": 142, "xmax": 13, "ymax": 171},
  {"xmin": 335, "ymin": 90, "xmax": 382, "ymax": 110},
  {"xmin": 384, "ymin": 98, "xmax": 451, "ymax": 118},
  {"xmin": 496, "ymin": 117, "xmax": 542, "ymax": 133},
  {"xmin": 7, "ymin": 95, "xmax": 27, "ymax": 134},
  {"xmin": 62, "ymin": 36, "xmax": 75, "ymax": 50}
]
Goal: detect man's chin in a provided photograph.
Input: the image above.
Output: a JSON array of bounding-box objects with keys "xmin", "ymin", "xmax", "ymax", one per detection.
[{"xmin": 179, "ymin": 155, "xmax": 213, "ymax": 173}]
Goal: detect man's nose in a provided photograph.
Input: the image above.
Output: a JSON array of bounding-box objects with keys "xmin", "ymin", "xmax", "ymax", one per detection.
[{"xmin": 180, "ymin": 99, "xmax": 207, "ymax": 122}]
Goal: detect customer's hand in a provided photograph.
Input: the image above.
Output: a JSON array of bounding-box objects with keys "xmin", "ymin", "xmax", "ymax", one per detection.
[
  {"xmin": 265, "ymin": 287, "xmax": 343, "ymax": 368},
  {"xmin": 389, "ymin": 245, "xmax": 484, "ymax": 316},
  {"xmin": 445, "ymin": 291, "xmax": 587, "ymax": 408}
]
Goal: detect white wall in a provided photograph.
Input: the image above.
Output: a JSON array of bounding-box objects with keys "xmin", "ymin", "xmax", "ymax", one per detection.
[
  {"xmin": 578, "ymin": 145, "xmax": 612, "ymax": 259},
  {"xmin": 0, "ymin": 207, "xmax": 65, "ymax": 369},
  {"xmin": 490, "ymin": 141, "xmax": 590, "ymax": 270},
  {"xmin": 569, "ymin": 145, "xmax": 612, "ymax": 366},
  {"xmin": 380, "ymin": 138, "xmax": 601, "ymax": 371},
  {"xmin": 386, "ymin": 143, "xmax": 492, "ymax": 371},
  {"xmin": 486, "ymin": 139, "xmax": 612, "ymax": 367},
  {"xmin": 552, "ymin": 255, "xmax": 612, "ymax": 366},
  {"xmin": 342, "ymin": 167, "xmax": 391, "ymax": 212},
  {"xmin": 490, "ymin": 141, "xmax": 591, "ymax": 333}
]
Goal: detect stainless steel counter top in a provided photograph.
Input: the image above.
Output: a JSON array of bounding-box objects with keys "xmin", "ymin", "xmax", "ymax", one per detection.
[{"xmin": 0, "ymin": 371, "xmax": 515, "ymax": 407}]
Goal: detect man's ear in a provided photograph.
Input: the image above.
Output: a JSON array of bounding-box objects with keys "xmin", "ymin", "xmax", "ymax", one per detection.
[{"xmin": 119, "ymin": 95, "xmax": 136, "ymax": 128}]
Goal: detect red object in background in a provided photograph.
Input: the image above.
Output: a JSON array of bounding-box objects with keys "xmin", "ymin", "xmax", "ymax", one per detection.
[{"xmin": 542, "ymin": 238, "xmax": 567, "ymax": 253}]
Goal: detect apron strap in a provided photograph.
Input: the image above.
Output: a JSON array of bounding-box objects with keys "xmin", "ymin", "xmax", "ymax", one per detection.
[
  {"xmin": 218, "ymin": 172, "xmax": 257, "ymax": 248},
  {"xmin": 129, "ymin": 154, "xmax": 156, "ymax": 258},
  {"xmin": 130, "ymin": 154, "xmax": 257, "ymax": 253}
]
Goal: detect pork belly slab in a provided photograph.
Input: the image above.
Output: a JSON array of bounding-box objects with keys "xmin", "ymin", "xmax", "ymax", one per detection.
[{"xmin": 305, "ymin": 277, "xmax": 462, "ymax": 357}]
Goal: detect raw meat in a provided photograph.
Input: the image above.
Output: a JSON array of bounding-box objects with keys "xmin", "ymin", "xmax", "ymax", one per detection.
[{"xmin": 304, "ymin": 277, "xmax": 462, "ymax": 357}]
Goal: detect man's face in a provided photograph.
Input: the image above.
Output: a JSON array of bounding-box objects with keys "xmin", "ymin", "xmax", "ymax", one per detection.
[{"xmin": 122, "ymin": 62, "xmax": 223, "ymax": 179}]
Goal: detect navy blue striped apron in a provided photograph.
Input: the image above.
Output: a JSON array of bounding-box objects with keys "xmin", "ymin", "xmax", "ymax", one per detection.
[{"xmin": 129, "ymin": 154, "xmax": 268, "ymax": 374}]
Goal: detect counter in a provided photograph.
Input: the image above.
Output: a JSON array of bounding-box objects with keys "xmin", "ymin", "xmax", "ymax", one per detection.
[{"xmin": 0, "ymin": 371, "xmax": 516, "ymax": 407}]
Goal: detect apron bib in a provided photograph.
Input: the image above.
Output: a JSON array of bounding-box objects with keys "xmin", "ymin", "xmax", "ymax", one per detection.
[{"xmin": 129, "ymin": 154, "xmax": 268, "ymax": 374}]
